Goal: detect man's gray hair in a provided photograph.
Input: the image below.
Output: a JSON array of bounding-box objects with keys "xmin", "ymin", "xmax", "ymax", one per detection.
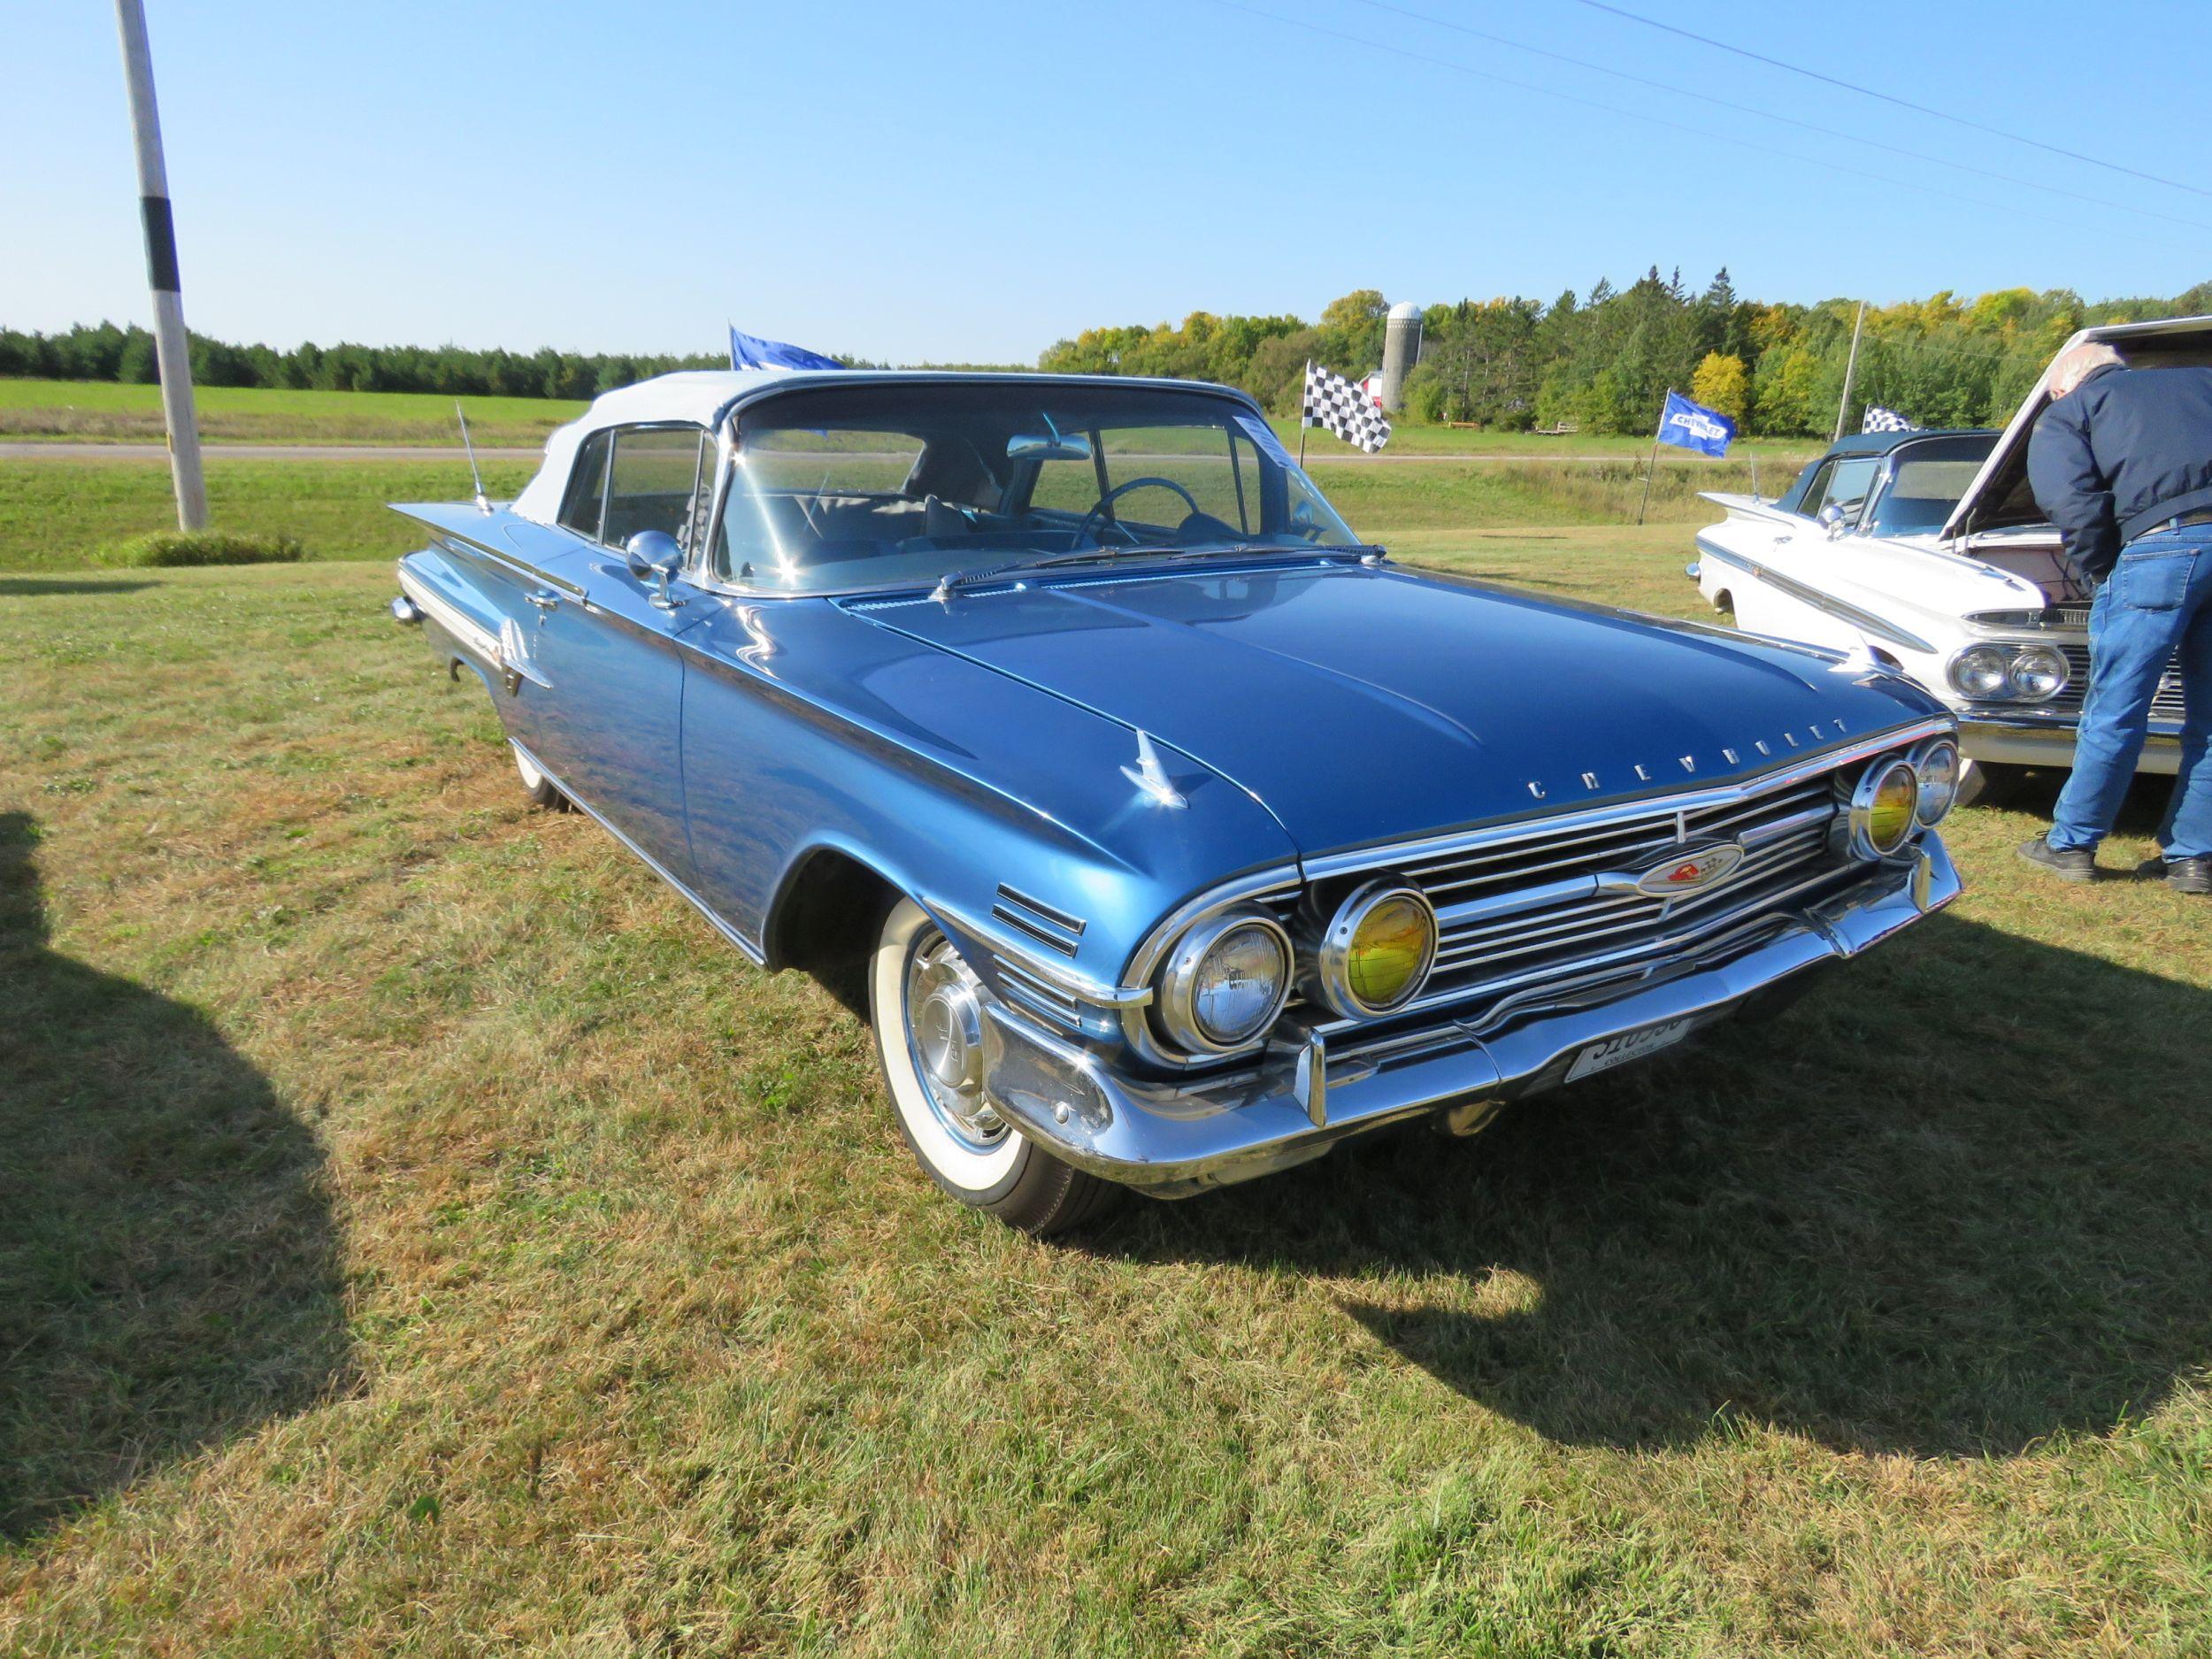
[{"xmin": 2048, "ymin": 342, "xmax": 2124, "ymax": 399}]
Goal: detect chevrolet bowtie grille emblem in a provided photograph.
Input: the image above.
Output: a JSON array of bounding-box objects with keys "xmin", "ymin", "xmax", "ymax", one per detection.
[{"xmin": 1631, "ymin": 843, "xmax": 1746, "ymax": 897}]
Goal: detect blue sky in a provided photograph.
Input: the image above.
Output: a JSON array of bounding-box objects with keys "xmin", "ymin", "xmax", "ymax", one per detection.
[{"xmin": 7, "ymin": 0, "xmax": 2208, "ymax": 365}]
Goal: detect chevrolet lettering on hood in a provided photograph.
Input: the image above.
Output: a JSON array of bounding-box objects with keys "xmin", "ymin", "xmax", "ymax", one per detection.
[{"xmin": 389, "ymin": 365, "xmax": 1963, "ymax": 1238}]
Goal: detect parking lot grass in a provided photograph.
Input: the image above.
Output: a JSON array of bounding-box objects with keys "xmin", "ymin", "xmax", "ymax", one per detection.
[{"xmin": 4, "ymin": 549, "xmax": 2210, "ymax": 1655}]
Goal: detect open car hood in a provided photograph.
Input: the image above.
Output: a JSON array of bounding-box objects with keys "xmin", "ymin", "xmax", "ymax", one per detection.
[
  {"xmin": 847, "ymin": 561, "xmax": 1944, "ymax": 858},
  {"xmin": 1941, "ymin": 312, "xmax": 2212, "ymax": 543}
]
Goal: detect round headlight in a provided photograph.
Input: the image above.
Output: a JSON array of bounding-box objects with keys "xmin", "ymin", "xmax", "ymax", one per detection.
[
  {"xmin": 1155, "ymin": 910, "xmax": 1292, "ymax": 1054},
  {"xmin": 1947, "ymin": 644, "xmax": 2013, "ymax": 700},
  {"xmin": 2008, "ymin": 644, "xmax": 2070, "ymax": 702},
  {"xmin": 1909, "ymin": 736, "xmax": 1962, "ymax": 826},
  {"xmin": 1316, "ymin": 881, "xmax": 1438, "ymax": 1019},
  {"xmin": 1847, "ymin": 757, "xmax": 1920, "ymax": 858}
]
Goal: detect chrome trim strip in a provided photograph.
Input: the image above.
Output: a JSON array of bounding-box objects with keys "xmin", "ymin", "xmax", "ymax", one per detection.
[
  {"xmin": 511, "ymin": 741, "xmax": 765, "ymax": 965},
  {"xmin": 1301, "ymin": 718, "xmax": 1950, "ymax": 883},
  {"xmin": 930, "ymin": 897, "xmax": 1153, "ymax": 1010},
  {"xmin": 1692, "ymin": 540, "xmax": 1939, "ymax": 655},
  {"xmin": 396, "ymin": 560, "xmax": 501, "ymax": 665},
  {"xmin": 428, "ymin": 526, "xmax": 587, "ymax": 599},
  {"xmin": 995, "ymin": 883, "xmax": 1087, "ymax": 937}
]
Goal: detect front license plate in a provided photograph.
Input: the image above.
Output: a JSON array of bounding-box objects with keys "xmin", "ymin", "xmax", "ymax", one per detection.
[{"xmin": 1564, "ymin": 1017, "xmax": 1698, "ymax": 1083}]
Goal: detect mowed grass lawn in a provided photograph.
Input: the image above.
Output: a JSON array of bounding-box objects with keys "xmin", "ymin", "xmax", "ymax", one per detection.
[{"xmin": 5, "ymin": 524, "xmax": 2212, "ymax": 1653}]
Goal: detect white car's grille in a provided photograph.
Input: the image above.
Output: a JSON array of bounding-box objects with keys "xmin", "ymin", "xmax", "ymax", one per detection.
[{"xmin": 2050, "ymin": 643, "xmax": 2187, "ymax": 723}]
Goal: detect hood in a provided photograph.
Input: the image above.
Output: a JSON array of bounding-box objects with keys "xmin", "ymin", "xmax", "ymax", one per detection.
[
  {"xmin": 845, "ymin": 560, "xmax": 1943, "ymax": 857},
  {"xmin": 1942, "ymin": 312, "xmax": 2212, "ymax": 543}
]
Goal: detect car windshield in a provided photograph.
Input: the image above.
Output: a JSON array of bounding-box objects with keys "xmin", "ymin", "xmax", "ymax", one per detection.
[
  {"xmin": 1863, "ymin": 434, "xmax": 1996, "ymax": 535},
  {"xmin": 714, "ymin": 381, "xmax": 1361, "ymax": 592}
]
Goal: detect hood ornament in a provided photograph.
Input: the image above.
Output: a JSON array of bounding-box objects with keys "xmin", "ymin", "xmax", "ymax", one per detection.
[{"xmin": 1121, "ymin": 730, "xmax": 1187, "ymax": 810}]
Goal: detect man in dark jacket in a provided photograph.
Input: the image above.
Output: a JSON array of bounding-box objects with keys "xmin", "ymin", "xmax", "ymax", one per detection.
[{"xmin": 2018, "ymin": 343, "xmax": 2212, "ymax": 894}]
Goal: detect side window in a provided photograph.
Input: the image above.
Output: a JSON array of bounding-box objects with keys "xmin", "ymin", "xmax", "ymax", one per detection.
[
  {"xmin": 603, "ymin": 426, "xmax": 708, "ymax": 548},
  {"xmin": 557, "ymin": 432, "xmax": 611, "ymax": 540},
  {"xmin": 1804, "ymin": 457, "xmax": 1880, "ymax": 526}
]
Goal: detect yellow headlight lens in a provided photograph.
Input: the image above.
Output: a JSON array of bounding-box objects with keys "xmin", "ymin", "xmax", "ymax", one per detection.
[
  {"xmin": 1868, "ymin": 762, "xmax": 1917, "ymax": 853},
  {"xmin": 1345, "ymin": 892, "xmax": 1435, "ymax": 1010}
]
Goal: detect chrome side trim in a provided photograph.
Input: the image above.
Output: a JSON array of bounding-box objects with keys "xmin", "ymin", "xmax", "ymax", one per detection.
[
  {"xmin": 426, "ymin": 526, "xmax": 587, "ymax": 599},
  {"xmin": 1693, "ymin": 540, "xmax": 1939, "ymax": 655},
  {"xmin": 930, "ymin": 896, "xmax": 1153, "ymax": 1010},
  {"xmin": 396, "ymin": 560, "xmax": 501, "ymax": 665},
  {"xmin": 1301, "ymin": 718, "xmax": 1951, "ymax": 883},
  {"xmin": 511, "ymin": 741, "xmax": 765, "ymax": 965}
]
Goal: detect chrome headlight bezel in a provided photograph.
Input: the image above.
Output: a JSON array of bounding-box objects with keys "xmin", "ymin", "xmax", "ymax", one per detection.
[
  {"xmin": 1313, "ymin": 880, "xmax": 1439, "ymax": 1020},
  {"xmin": 2007, "ymin": 643, "xmax": 2071, "ymax": 702},
  {"xmin": 1909, "ymin": 735, "xmax": 1962, "ymax": 827},
  {"xmin": 1153, "ymin": 907, "xmax": 1294, "ymax": 1056},
  {"xmin": 1947, "ymin": 643, "xmax": 2014, "ymax": 700},
  {"xmin": 1846, "ymin": 755, "xmax": 1921, "ymax": 859}
]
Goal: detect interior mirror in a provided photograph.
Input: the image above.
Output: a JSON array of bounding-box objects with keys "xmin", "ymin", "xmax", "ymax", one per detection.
[
  {"xmin": 624, "ymin": 530, "xmax": 686, "ymax": 609},
  {"xmin": 1008, "ymin": 430, "xmax": 1094, "ymax": 464}
]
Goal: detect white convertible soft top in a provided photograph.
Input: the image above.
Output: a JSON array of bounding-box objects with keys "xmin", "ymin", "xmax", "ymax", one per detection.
[{"xmin": 511, "ymin": 368, "xmax": 804, "ymax": 524}]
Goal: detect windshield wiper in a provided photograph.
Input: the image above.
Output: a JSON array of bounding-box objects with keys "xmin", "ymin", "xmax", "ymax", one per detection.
[{"xmin": 929, "ymin": 541, "xmax": 1386, "ymax": 602}]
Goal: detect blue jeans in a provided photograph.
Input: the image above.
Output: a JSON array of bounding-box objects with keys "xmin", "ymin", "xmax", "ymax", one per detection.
[{"xmin": 2049, "ymin": 523, "xmax": 2212, "ymax": 860}]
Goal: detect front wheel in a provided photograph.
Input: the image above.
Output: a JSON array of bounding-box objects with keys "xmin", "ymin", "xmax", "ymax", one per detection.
[{"xmin": 868, "ymin": 898, "xmax": 1123, "ymax": 1235}]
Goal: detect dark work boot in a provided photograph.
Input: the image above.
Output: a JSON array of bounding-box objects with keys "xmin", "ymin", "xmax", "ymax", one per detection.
[
  {"xmin": 2137, "ymin": 854, "xmax": 2212, "ymax": 895},
  {"xmin": 2017, "ymin": 836, "xmax": 2097, "ymax": 882}
]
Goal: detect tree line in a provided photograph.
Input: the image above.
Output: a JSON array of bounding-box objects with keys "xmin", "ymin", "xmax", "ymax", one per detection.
[
  {"xmin": 1039, "ymin": 271, "xmax": 2212, "ymax": 436},
  {"xmin": 10, "ymin": 268, "xmax": 2209, "ymax": 434}
]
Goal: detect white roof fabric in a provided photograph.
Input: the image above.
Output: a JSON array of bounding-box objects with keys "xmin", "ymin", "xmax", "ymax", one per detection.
[{"xmin": 510, "ymin": 368, "xmax": 803, "ymax": 524}]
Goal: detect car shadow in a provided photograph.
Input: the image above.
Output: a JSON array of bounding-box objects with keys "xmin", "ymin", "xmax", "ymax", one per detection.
[
  {"xmin": 0, "ymin": 811, "xmax": 350, "ymax": 1540},
  {"xmin": 0, "ymin": 578, "xmax": 157, "ymax": 597},
  {"xmin": 1102, "ymin": 913, "xmax": 2212, "ymax": 1459}
]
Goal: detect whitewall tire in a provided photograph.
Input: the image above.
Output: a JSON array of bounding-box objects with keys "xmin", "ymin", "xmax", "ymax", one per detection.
[
  {"xmin": 867, "ymin": 897, "xmax": 1122, "ymax": 1234},
  {"xmin": 511, "ymin": 741, "xmax": 565, "ymax": 810}
]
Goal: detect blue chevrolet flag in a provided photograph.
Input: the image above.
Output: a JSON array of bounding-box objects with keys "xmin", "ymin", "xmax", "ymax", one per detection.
[
  {"xmin": 728, "ymin": 326, "xmax": 844, "ymax": 372},
  {"xmin": 1656, "ymin": 390, "xmax": 1735, "ymax": 457}
]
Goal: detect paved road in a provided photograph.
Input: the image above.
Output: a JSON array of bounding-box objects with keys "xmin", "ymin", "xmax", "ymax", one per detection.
[{"xmin": 0, "ymin": 441, "xmax": 1745, "ymax": 466}]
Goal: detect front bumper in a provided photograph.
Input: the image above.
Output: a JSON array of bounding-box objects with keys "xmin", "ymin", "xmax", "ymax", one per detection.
[
  {"xmin": 974, "ymin": 839, "xmax": 1961, "ymax": 1196},
  {"xmin": 1961, "ymin": 711, "xmax": 2181, "ymax": 775}
]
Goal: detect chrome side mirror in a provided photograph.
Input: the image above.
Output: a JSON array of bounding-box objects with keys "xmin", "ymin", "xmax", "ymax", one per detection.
[
  {"xmin": 1816, "ymin": 503, "xmax": 1848, "ymax": 540},
  {"xmin": 624, "ymin": 530, "xmax": 685, "ymax": 610}
]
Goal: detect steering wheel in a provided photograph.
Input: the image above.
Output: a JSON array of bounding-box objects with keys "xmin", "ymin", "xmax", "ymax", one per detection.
[{"xmin": 1074, "ymin": 476, "xmax": 1204, "ymax": 544}]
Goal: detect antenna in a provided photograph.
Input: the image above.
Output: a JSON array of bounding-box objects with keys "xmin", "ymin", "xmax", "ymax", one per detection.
[{"xmin": 456, "ymin": 402, "xmax": 490, "ymax": 514}]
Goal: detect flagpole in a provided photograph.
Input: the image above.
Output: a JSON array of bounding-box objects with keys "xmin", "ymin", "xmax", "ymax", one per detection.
[
  {"xmin": 1637, "ymin": 391, "xmax": 1668, "ymax": 526},
  {"xmin": 1297, "ymin": 360, "xmax": 1310, "ymax": 467},
  {"xmin": 1832, "ymin": 300, "xmax": 1867, "ymax": 442}
]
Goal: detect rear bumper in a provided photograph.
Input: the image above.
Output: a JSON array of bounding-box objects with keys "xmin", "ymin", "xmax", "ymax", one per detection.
[
  {"xmin": 1961, "ymin": 712, "xmax": 2181, "ymax": 775},
  {"xmin": 976, "ymin": 839, "xmax": 1962, "ymax": 1196}
]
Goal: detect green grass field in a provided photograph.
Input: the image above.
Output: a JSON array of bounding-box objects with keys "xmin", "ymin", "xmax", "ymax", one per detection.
[
  {"xmin": 0, "ymin": 379, "xmax": 586, "ymax": 447},
  {"xmin": 4, "ymin": 518, "xmax": 2210, "ymax": 1651},
  {"xmin": 0, "ymin": 378, "xmax": 1820, "ymax": 467},
  {"xmin": 0, "ymin": 454, "xmax": 1789, "ymax": 573}
]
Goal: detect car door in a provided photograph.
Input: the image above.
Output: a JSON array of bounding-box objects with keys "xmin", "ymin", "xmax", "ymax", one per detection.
[
  {"xmin": 526, "ymin": 423, "xmax": 715, "ymax": 883},
  {"xmin": 1731, "ymin": 453, "xmax": 1885, "ymax": 652}
]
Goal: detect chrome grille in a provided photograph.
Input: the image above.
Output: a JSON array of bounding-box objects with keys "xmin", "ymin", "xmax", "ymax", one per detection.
[
  {"xmin": 2050, "ymin": 643, "xmax": 2187, "ymax": 723},
  {"xmin": 1391, "ymin": 770, "xmax": 1851, "ymax": 1007}
]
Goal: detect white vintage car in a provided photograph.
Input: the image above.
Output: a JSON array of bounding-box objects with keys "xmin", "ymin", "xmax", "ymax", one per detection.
[{"xmin": 1691, "ymin": 316, "xmax": 2206, "ymax": 803}]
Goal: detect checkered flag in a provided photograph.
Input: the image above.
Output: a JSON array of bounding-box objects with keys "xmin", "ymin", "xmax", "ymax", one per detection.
[
  {"xmin": 1862, "ymin": 405, "xmax": 1917, "ymax": 434},
  {"xmin": 1301, "ymin": 360, "xmax": 1391, "ymax": 454}
]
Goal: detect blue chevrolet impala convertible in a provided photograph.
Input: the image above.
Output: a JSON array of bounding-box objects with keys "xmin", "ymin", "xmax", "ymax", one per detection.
[{"xmin": 391, "ymin": 369, "xmax": 1963, "ymax": 1233}]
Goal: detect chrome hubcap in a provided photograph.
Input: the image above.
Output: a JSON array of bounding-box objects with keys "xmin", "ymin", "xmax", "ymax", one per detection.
[{"xmin": 904, "ymin": 931, "xmax": 1005, "ymax": 1150}]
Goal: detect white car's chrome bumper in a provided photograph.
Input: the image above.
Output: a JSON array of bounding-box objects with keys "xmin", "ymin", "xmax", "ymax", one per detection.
[
  {"xmin": 976, "ymin": 840, "xmax": 1962, "ymax": 1196},
  {"xmin": 1961, "ymin": 711, "xmax": 2182, "ymax": 775}
]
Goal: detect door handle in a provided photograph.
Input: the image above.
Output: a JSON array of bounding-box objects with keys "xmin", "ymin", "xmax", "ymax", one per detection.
[{"xmin": 526, "ymin": 590, "xmax": 561, "ymax": 610}]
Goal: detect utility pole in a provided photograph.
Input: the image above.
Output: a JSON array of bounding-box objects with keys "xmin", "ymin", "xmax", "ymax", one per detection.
[
  {"xmin": 1832, "ymin": 300, "xmax": 1868, "ymax": 444},
  {"xmin": 113, "ymin": 0, "xmax": 206, "ymax": 531}
]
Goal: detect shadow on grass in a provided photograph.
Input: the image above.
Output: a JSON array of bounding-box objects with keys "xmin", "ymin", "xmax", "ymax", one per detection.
[
  {"xmin": 1113, "ymin": 912, "xmax": 2212, "ymax": 1458},
  {"xmin": 0, "ymin": 578, "xmax": 156, "ymax": 597},
  {"xmin": 0, "ymin": 811, "xmax": 349, "ymax": 1540}
]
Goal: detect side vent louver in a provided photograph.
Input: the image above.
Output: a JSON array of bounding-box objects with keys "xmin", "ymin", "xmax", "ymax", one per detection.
[{"xmin": 992, "ymin": 884, "xmax": 1086, "ymax": 957}]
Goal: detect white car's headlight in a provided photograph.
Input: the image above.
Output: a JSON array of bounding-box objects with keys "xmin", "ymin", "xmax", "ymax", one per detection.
[
  {"xmin": 2008, "ymin": 644, "xmax": 2070, "ymax": 701},
  {"xmin": 1947, "ymin": 641, "xmax": 2072, "ymax": 703},
  {"xmin": 1909, "ymin": 736, "xmax": 1962, "ymax": 826},
  {"xmin": 1947, "ymin": 644, "xmax": 2013, "ymax": 700},
  {"xmin": 1156, "ymin": 909, "xmax": 1292, "ymax": 1054}
]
